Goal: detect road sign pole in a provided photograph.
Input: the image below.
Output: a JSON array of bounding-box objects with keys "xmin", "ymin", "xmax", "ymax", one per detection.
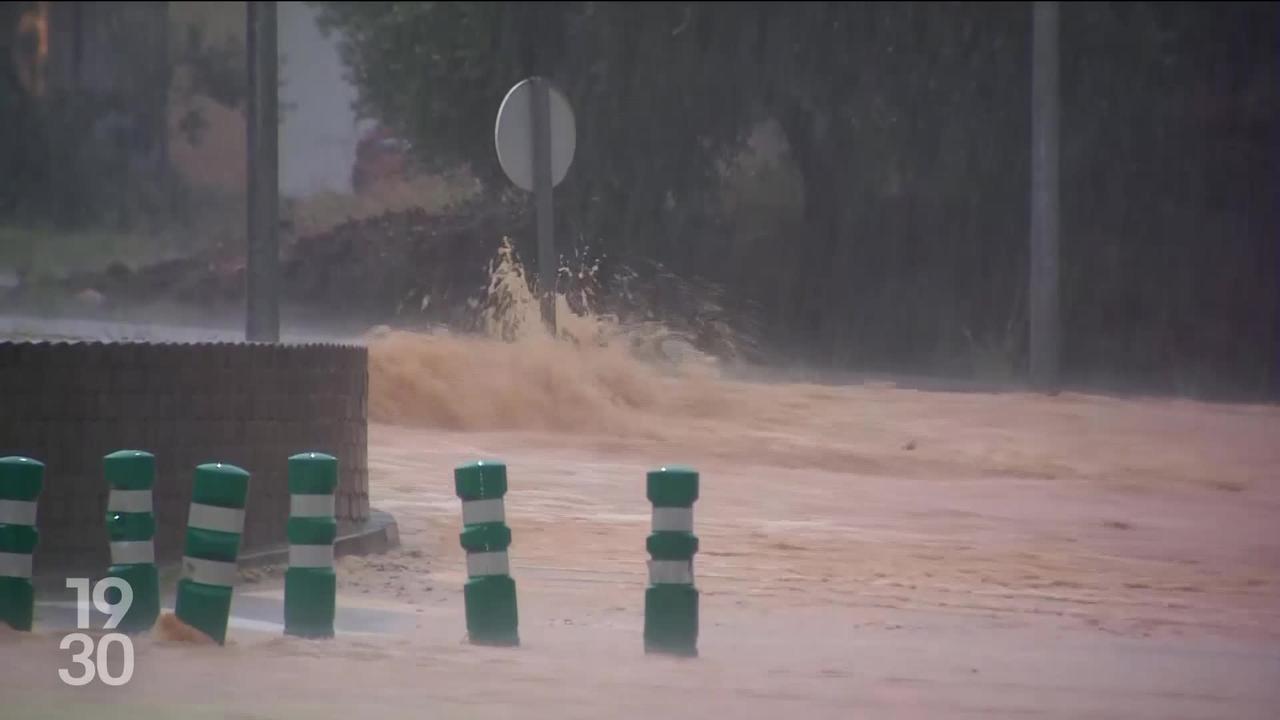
[
  {"xmin": 495, "ymin": 76, "xmax": 575, "ymax": 331},
  {"xmin": 530, "ymin": 77, "xmax": 557, "ymax": 336}
]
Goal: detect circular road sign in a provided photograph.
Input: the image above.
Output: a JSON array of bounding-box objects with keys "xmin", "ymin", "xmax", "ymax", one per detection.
[{"xmin": 494, "ymin": 78, "xmax": 576, "ymax": 191}]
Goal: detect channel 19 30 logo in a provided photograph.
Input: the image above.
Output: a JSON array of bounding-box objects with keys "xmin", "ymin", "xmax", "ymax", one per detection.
[{"xmin": 59, "ymin": 578, "xmax": 135, "ymax": 686}]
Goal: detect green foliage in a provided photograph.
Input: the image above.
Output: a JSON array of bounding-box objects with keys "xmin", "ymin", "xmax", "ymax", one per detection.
[
  {"xmin": 315, "ymin": 1, "xmax": 1277, "ymax": 399},
  {"xmin": 313, "ymin": 1, "xmax": 1031, "ymax": 361},
  {"xmin": 314, "ymin": 2, "xmax": 759, "ymax": 253}
]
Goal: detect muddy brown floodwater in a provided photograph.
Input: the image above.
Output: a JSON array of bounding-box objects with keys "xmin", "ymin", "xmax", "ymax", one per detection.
[{"xmin": 3, "ymin": 324, "xmax": 1278, "ymax": 720}]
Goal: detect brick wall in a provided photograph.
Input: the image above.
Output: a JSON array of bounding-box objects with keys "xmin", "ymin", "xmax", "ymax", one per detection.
[{"xmin": 0, "ymin": 341, "xmax": 368, "ymax": 575}]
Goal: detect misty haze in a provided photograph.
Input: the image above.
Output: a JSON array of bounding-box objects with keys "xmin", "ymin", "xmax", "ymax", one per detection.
[{"xmin": 0, "ymin": 3, "xmax": 1277, "ymax": 719}]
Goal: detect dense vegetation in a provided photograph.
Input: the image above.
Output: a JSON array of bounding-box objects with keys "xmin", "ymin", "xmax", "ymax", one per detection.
[
  {"xmin": 1, "ymin": 3, "xmax": 1274, "ymax": 399},
  {"xmin": 314, "ymin": 2, "xmax": 1278, "ymax": 399}
]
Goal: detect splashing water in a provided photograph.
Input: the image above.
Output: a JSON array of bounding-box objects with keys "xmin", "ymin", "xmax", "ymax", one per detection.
[
  {"xmin": 368, "ymin": 238, "xmax": 1263, "ymax": 490},
  {"xmin": 363, "ymin": 235, "xmax": 1274, "ymax": 491},
  {"xmin": 478, "ymin": 238, "xmax": 610, "ymax": 347},
  {"xmin": 475, "ymin": 237, "xmax": 718, "ymax": 365},
  {"xmin": 367, "ymin": 237, "xmax": 726, "ymax": 435}
]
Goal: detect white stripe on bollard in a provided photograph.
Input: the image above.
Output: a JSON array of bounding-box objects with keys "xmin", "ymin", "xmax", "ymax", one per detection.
[
  {"xmin": 466, "ymin": 551, "xmax": 510, "ymax": 577},
  {"xmin": 290, "ymin": 494, "xmax": 335, "ymax": 518},
  {"xmin": 187, "ymin": 503, "xmax": 246, "ymax": 534},
  {"xmin": 648, "ymin": 559, "xmax": 694, "ymax": 585},
  {"xmin": 0, "ymin": 499, "xmax": 37, "ymax": 526},
  {"xmin": 651, "ymin": 507, "xmax": 694, "ymax": 533},
  {"xmin": 107, "ymin": 490, "xmax": 153, "ymax": 514},
  {"xmin": 0, "ymin": 551, "xmax": 34, "ymax": 578},
  {"xmin": 289, "ymin": 544, "xmax": 335, "ymax": 568},
  {"xmin": 182, "ymin": 556, "xmax": 240, "ymax": 587},
  {"xmin": 461, "ymin": 498, "xmax": 505, "ymax": 526},
  {"xmin": 110, "ymin": 541, "xmax": 155, "ymax": 565}
]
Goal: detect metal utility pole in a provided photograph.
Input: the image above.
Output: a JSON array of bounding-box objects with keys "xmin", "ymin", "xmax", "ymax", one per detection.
[
  {"xmin": 1030, "ymin": 0, "xmax": 1060, "ymax": 390},
  {"xmin": 246, "ymin": 0, "xmax": 280, "ymax": 343}
]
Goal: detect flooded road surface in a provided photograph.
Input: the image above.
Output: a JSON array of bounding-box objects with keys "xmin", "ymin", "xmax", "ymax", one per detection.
[{"xmin": 4, "ymin": 329, "xmax": 1278, "ymax": 718}]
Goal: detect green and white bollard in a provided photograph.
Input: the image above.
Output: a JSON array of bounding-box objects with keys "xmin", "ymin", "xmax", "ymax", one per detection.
[
  {"xmin": 454, "ymin": 460, "xmax": 519, "ymax": 647},
  {"xmin": 0, "ymin": 456, "xmax": 42, "ymax": 632},
  {"xmin": 284, "ymin": 452, "xmax": 338, "ymax": 638},
  {"xmin": 103, "ymin": 450, "xmax": 160, "ymax": 634},
  {"xmin": 174, "ymin": 462, "xmax": 249, "ymax": 645},
  {"xmin": 644, "ymin": 465, "xmax": 700, "ymax": 657}
]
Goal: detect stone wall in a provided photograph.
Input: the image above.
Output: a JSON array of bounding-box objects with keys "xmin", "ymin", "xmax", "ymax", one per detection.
[{"xmin": 0, "ymin": 341, "xmax": 368, "ymax": 574}]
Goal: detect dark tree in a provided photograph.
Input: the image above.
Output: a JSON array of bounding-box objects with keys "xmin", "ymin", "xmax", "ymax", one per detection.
[{"xmin": 316, "ymin": 1, "xmax": 1279, "ymax": 399}]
